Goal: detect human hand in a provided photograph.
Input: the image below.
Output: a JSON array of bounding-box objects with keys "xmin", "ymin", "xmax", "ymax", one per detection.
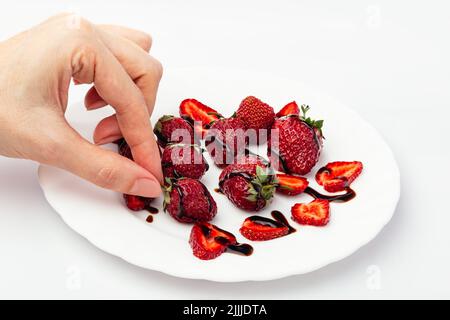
[{"xmin": 0, "ymin": 13, "xmax": 163, "ymax": 197}]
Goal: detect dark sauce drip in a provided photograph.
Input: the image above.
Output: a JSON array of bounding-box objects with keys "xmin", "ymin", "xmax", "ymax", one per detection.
[
  {"xmin": 199, "ymin": 224, "xmax": 253, "ymax": 257},
  {"xmin": 305, "ymin": 187, "xmax": 356, "ymax": 203},
  {"xmin": 218, "ymin": 171, "xmax": 254, "ymax": 192},
  {"xmin": 145, "ymin": 215, "xmax": 154, "ymax": 223},
  {"xmin": 271, "ymin": 210, "xmax": 296, "ymax": 233},
  {"xmin": 146, "ymin": 206, "xmax": 159, "ymax": 214},
  {"xmin": 246, "ymin": 211, "xmax": 296, "ymax": 236},
  {"xmin": 214, "ymin": 188, "xmax": 223, "ymax": 194},
  {"xmin": 267, "ymin": 148, "xmax": 290, "ymax": 173},
  {"xmin": 226, "ymin": 243, "xmax": 254, "ymax": 256}
]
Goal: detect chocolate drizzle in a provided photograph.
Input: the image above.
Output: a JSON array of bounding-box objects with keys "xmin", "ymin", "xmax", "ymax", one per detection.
[
  {"xmin": 146, "ymin": 206, "xmax": 159, "ymax": 214},
  {"xmin": 199, "ymin": 223, "xmax": 253, "ymax": 257},
  {"xmin": 246, "ymin": 210, "xmax": 296, "ymax": 237},
  {"xmin": 305, "ymin": 187, "xmax": 356, "ymax": 203}
]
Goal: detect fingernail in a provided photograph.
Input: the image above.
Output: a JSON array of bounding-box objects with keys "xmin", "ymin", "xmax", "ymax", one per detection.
[
  {"xmin": 130, "ymin": 178, "xmax": 162, "ymax": 197},
  {"xmin": 96, "ymin": 135, "xmax": 123, "ymax": 145}
]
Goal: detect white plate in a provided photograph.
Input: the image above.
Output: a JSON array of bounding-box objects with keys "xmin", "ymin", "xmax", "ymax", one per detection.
[{"xmin": 38, "ymin": 67, "xmax": 400, "ymax": 282}]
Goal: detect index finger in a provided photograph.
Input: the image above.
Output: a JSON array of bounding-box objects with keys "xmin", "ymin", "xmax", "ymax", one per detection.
[{"xmin": 73, "ymin": 41, "xmax": 163, "ymax": 183}]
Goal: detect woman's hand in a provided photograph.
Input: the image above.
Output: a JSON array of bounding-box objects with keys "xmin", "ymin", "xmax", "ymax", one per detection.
[{"xmin": 0, "ymin": 13, "xmax": 163, "ymax": 197}]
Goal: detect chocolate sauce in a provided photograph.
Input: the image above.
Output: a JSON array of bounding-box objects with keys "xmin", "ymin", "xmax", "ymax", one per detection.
[
  {"xmin": 146, "ymin": 215, "xmax": 154, "ymax": 223},
  {"xmin": 305, "ymin": 187, "xmax": 356, "ymax": 203},
  {"xmin": 146, "ymin": 206, "xmax": 159, "ymax": 214},
  {"xmin": 246, "ymin": 211, "xmax": 296, "ymax": 238},
  {"xmin": 199, "ymin": 224, "xmax": 253, "ymax": 257},
  {"xmin": 227, "ymin": 243, "xmax": 254, "ymax": 256},
  {"xmin": 270, "ymin": 210, "xmax": 296, "ymax": 233},
  {"xmin": 214, "ymin": 188, "xmax": 223, "ymax": 194}
]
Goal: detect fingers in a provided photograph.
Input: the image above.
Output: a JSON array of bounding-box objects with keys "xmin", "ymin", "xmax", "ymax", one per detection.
[
  {"xmin": 96, "ymin": 28, "xmax": 163, "ymax": 111},
  {"xmin": 85, "ymin": 25, "xmax": 154, "ymax": 111},
  {"xmin": 97, "ymin": 24, "xmax": 152, "ymax": 52},
  {"xmin": 86, "ymin": 28, "xmax": 163, "ymax": 164},
  {"xmin": 54, "ymin": 128, "xmax": 162, "ymax": 197},
  {"xmin": 85, "ymin": 24, "xmax": 153, "ymax": 110},
  {"xmin": 72, "ymin": 39, "xmax": 163, "ymax": 183}
]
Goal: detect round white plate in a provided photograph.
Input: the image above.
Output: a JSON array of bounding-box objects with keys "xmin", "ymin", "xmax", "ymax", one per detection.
[{"xmin": 38, "ymin": 67, "xmax": 400, "ymax": 282}]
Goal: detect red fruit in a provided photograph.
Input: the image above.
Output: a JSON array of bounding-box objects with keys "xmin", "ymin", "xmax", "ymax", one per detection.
[
  {"xmin": 205, "ymin": 117, "xmax": 248, "ymax": 167},
  {"xmin": 123, "ymin": 194, "xmax": 154, "ymax": 211},
  {"xmin": 189, "ymin": 222, "xmax": 237, "ymax": 260},
  {"xmin": 154, "ymin": 115, "xmax": 196, "ymax": 148},
  {"xmin": 315, "ymin": 161, "xmax": 363, "ymax": 192},
  {"xmin": 161, "ymin": 144, "xmax": 209, "ymax": 179},
  {"xmin": 117, "ymin": 138, "xmax": 133, "ymax": 160},
  {"xmin": 268, "ymin": 105, "xmax": 324, "ymax": 175},
  {"xmin": 276, "ymin": 174, "xmax": 309, "ymax": 196},
  {"xmin": 276, "ymin": 101, "xmax": 300, "ymax": 117},
  {"xmin": 240, "ymin": 216, "xmax": 290, "ymax": 241},
  {"xmin": 163, "ymin": 178, "xmax": 217, "ymax": 223},
  {"xmin": 291, "ymin": 199, "xmax": 330, "ymax": 226},
  {"xmin": 236, "ymin": 96, "xmax": 275, "ymax": 137},
  {"xmin": 179, "ymin": 99, "xmax": 223, "ymax": 137},
  {"xmin": 219, "ymin": 155, "xmax": 276, "ymax": 211}
]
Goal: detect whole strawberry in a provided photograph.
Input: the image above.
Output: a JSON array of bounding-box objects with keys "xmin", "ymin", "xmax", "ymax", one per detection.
[
  {"xmin": 163, "ymin": 178, "xmax": 217, "ymax": 223},
  {"xmin": 154, "ymin": 115, "xmax": 196, "ymax": 148},
  {"xmin": 219, "ymin": 155, "xmax": 276, "ymax": 211},
  {"xmin": 161, "ymin": 143, "xmax": 209, "ymax": 179},
  {"xmin": 205, "ymin": 117, "xmax": 248, "ymax": 167},
  {"xmin": 236, "ymin": 96, "xmax": 275, "ymax": 140},
  {"xmin": 268, "ymin": 105, "xmax": 323, "ymax": 175}
]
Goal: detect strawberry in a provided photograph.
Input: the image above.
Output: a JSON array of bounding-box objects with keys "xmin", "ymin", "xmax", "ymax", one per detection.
[
  {"xmin": 276, "ymin": 101, "xmax": 300, "ymax": 117},
  {"xmin": 123, "ymin": 194, "xmax": 154, "ymax": 211},
  {"xmin": 163, "ymin": 178, "xmax": 217, "ymax": 223},
  {"xmin": 118, "ymin": 139, "xmax": 154, "ymax": 211},
  {"xmin": 179, "ymin": 99, "xmax": 223, "ymax": 138},
  {"xmin": 268, "ymin": 105, "xmax": 324, "ymax": 175},
  {"xmin": 276, "ymin": 174, "xmax": 309, "ymax": 196},
  {"xmin": 315, "ymin": 161, "xmax": 363, "ymax": 192},
  {"xmin": 154, "ymin": 115, "xmax": 196, "ymax": 148},
  {"xmin": 189, "ymin": 222, "xmax": 237, "ymax": 260},
  {"xmin": 219, "ymin": 155, "xmax": 276, "ymax": 211},
  {"xmin": 161, "ymin": 143, "xmax": 209, "ymax": 179},
  {"xmin": 236, "ymin": 96, "xmax": 275, "ymax": 138},
  {"xmin": 205, "ymin": 117, "xmax": 248, "ymax": 167},
  {"xmin": 240, "ymin": 216, "xmax": 289, "ymax": 241},
  {"xmin": 291, "ymin": 199, "xmax": 330, "ymax": 226}
]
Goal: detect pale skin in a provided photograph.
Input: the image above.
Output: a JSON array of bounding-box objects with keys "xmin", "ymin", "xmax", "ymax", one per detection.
[{"xmin": 0, "ymin": 14, "xmax": 164, "ymax": 197}]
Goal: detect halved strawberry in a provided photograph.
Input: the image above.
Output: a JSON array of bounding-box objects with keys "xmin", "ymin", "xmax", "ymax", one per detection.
[
  {"xmin": 315, "ymin": 161, "xmax": 363, "ymax": 192},
  {"xmin": 276, "ymin": 174, "xmax": 309, "ymax": 196},
  {"xmin": 179, "ymin": 99, "xmax": 223, "ymax": 137},
  {"xmin": 291, "ymin": 199, "xmax": 330, "ymax": 226},
  {"xmin": 189, "ymin": 222, "xmax": 237, "ymax": 260},
  {"xmin": 240, "ymin": 216, "xmax": 290, "ymax": 241},
  {"xmin": 276, "ymin": 101, "xmax": 300, "ymax": 117},
  {"xmin": 123, "ymin": 194, "xmax": 154, "ymax": 211}
]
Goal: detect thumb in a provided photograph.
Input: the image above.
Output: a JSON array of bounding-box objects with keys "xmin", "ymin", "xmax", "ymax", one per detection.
[{"xmin": 53, "ymin": 129, "xmax": 162, "ymax": 198}]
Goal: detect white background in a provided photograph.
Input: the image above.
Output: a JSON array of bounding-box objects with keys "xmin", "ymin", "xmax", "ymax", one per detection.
[{"xmin": 0, "ymin": 0, "xmax": 449, "ymax": 299}]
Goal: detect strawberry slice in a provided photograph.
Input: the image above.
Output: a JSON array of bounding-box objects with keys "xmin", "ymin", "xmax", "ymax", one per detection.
[
  {"xmin": 276, "ymin": 101, "xmax": 300, "ymax": 117},
  {"xmin": 189, "ymin": 222, "xmax": 237, "ymax": 260},
  {"xmin": 291, "ymin": 199, "xmax": 330, "ymax": 226},
  {"xmin": 315, "ymin": 161, "xmax": 363, "ymax": 192},
  {"xmin": 276, "ymin": 174, "xmax": 309, "ymax": 196},
  {"xmin": 240, "ymin": 216, "xmax": 290, "ymax": 241},
  {"xmin": 123, "ymin": 194, "xmax": 154, "ymax": 211},
  {"xmin": 179, "ymin": 99, "xmax": 222, "ymax": 137}
]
